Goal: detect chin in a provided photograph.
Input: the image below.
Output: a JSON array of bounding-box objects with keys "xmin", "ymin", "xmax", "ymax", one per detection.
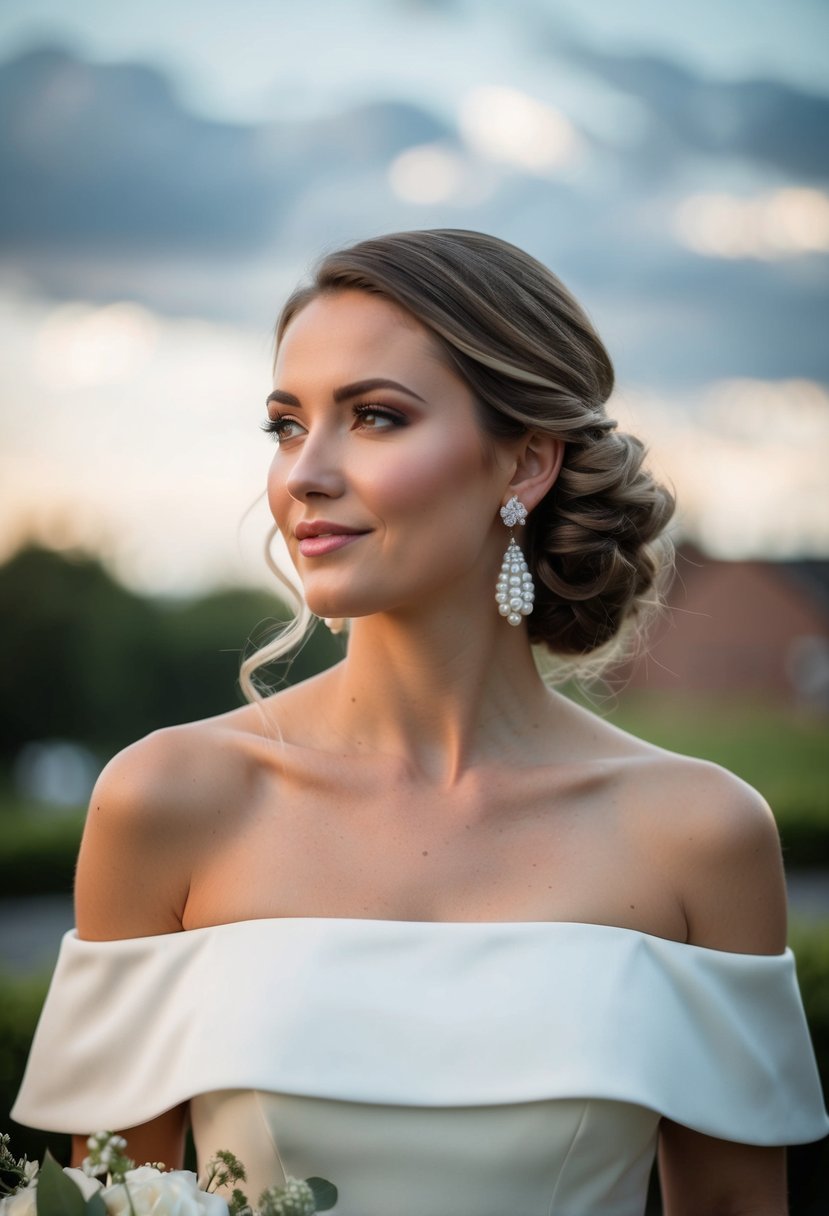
[
  {"xmin": 305, "ymin": 591, "xmax": 359, "ymax": 620},
  {"xmin": 303, "ymin": 576, "xmax": 415, "ymax": 623},
  {"xmin": 302, "ymin": 579, "xmax": 377, "ymax": 622}
]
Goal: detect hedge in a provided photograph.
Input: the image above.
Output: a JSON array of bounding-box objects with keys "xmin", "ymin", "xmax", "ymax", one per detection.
[{"xmin": 0, "ymin": 810, "xmax": 84, "ymax": 898}]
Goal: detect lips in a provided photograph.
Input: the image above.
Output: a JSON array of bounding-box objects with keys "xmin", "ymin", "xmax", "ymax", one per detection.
[
  {"xmin": 294, "ymin": 519, "xmax": 370, "ymax": 558},
  {"xmin": 294, "ymin": 520, "xmax": 367, "ymax": 540}
]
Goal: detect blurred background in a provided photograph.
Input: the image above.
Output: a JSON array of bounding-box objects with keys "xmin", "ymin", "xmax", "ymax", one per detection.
[{"xmin": 0, "ymin": 1, "xmax": 827, "ymax": 1209}]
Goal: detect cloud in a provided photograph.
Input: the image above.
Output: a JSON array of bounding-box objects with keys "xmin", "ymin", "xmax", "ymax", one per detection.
[
  {"xmin": 477, "ymin": 174, "xmax": 829, "ymax": 387},
  {"xmin": 2, "ymin": 42, "xmax": 828, "ymax": 392},
  {"xmin": 0, "ymin": 46, "xmax": 270, "ymax": 250},
  {"xmin": 0, "ymin": 45, "xmax": 448, "ymax": 255},
  {"xmin": 555, "ymin": 38, "xmax": 829, "ymax": 182}
]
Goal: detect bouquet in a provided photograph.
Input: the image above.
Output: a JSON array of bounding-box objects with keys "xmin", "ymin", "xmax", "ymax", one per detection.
[{"xmin": 0, "ymin": 1131, "xmax": 338, "ymax": 1216}]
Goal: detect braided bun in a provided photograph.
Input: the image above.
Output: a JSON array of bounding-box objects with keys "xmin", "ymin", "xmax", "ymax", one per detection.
[{"xmin": 528, "ymin": 428, "xmax": 675, "ymax": 658}]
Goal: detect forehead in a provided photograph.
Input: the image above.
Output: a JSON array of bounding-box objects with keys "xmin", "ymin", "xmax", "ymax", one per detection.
[{"xmin": 274, "ymin": 290, "xmax": 442, "ymax": 383}]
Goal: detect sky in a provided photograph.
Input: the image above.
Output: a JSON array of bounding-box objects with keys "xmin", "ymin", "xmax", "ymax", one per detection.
[{"xmin": 1, "ymin": 0, "xmax": 827, "ymax": 594}]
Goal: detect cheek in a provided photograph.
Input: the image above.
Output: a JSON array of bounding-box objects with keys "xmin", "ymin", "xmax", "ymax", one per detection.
[
  {"xmin": 266, "ymin": 455, "xmax": 289, "ymax": 525},
  {"xmin": 361, "ymin": 431, "xmax": 494, "ymax": 517}
]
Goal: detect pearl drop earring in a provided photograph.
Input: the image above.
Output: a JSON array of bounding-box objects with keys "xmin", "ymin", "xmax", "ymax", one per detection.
[{"xmin": 495, "ymin": 496, "xmax": 534, "ymax": 627}]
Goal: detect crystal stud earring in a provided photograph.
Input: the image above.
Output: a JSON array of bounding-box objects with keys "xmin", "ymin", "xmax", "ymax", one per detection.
[{"xmin": 495, "ymin": 496, "xmax": 534, "ymax": 627}]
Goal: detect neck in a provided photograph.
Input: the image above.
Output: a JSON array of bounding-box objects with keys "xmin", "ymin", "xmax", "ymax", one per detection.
[{"xmin": 322, "ymin": 599, "xmax": 557, "ymax": 786}]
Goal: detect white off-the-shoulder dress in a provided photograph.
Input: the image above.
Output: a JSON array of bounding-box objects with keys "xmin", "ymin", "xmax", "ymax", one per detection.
[{"xmin": 12, "ymin": 917, "xmax": 829, "ymax": 1216}]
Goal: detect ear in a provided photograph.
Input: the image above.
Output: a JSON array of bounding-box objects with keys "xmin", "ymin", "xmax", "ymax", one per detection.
[{"xmin": 505, "ymin": 431, "xmax": 564, "ymax": 512}]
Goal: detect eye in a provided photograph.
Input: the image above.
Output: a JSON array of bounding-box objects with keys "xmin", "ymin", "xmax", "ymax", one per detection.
[
  {"xmin": 261, "ymin": 415, "xmax": 306, "ymax": 443},
  {"xmin": 352, "ymin": 403, "xmax": 408, "ymax": 431}
]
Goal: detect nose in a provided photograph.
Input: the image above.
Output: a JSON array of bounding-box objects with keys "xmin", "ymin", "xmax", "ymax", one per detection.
[{"xmin": 283, "ymin": 426, "xmax": 346, "ymax": 502}]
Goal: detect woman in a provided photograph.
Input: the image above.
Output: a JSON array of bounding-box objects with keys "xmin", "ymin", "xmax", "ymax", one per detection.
[{"xmin": 13, "ymin": 230, "xmax": 828, "ymax": 1215}]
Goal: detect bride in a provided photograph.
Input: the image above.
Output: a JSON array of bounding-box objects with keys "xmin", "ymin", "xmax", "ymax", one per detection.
[{"xmin": 13, "ymin": 230, "xmax": 827, "ymax": 1215}]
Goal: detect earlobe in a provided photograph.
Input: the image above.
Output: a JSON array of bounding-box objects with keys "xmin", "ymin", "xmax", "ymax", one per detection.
[{"xmin": 508, "ymin": 433, "xmax": 564, "ymax": 512}]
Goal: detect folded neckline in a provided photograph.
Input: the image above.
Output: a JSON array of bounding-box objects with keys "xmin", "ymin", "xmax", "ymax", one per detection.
[{"xmin": 68, "ymin": 916, "xmax": 791, "ymax": 961}]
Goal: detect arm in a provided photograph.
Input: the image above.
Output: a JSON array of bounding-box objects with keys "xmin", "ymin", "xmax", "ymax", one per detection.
[
  {"xmin": 658, "ymin": 1126, "xmax": 786, "ymax": 1216},
  {"xmin": 71, "ymin": 1107, "xmax": 188, "ymax": 1172},
  {"xmin": 69, "ymin": 729, "xmax": 197, "ymax": 1169},
  {"xmin": 656, "ymin": 763, "xmax": 790, "ymax": 1216}
]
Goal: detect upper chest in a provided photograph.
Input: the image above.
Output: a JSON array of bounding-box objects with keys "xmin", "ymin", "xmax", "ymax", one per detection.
[
  {"xmin": 183, "ymin": 744, "xmax": 685, "ymax": 936},
  {"xmin": 220, "ymin": 744, "xmax": 626, "ymax": 866}
]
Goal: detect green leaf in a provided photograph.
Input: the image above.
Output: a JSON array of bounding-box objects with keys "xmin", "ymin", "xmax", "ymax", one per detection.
[
  {"xmin": 228, "ymin": 1188, "xmax": 253, "ymax": 1216},
  {"xmin": 306, "ymin": 1176, "xmax": 338, "ymax": 1210},
  {"xmin": 36, "ymin": 1153, "xmax": 88, "ymax": 1216},
  {"xmin": 85, "ymin": 1191, "xmax": 108, "ymax": 1216}
]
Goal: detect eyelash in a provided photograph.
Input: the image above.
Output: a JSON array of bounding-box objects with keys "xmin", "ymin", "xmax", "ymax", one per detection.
[
  {"xmin": 261, "ymin": 403, "xmax": 408, "ymax": 442},
  {"xmin": 260, "ymin": 416, "xmax": 299, "ymax": 442}
]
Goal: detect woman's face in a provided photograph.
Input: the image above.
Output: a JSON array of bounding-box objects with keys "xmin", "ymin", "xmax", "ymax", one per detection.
[{"xmin": 266, "ymin": 290, "xmax": 516, "ymax": 623}]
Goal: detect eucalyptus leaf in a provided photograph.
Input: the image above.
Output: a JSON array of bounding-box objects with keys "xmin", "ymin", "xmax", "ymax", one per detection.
[
  {"xmin": 36, "ymin": 1153, "xmax": 88, "ymax": 1216},
  {"xmin": 306, "ymin": 1176, "xmax": 338, "ymax": 1210}
]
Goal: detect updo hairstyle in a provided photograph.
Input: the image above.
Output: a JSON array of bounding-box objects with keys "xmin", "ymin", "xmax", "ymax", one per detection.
[{"xmin": 241, "ymin": 229, "xmax": 674, "ymax": 698}]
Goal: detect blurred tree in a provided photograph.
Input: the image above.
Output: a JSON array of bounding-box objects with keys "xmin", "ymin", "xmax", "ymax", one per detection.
[{"xmin": 0, "ymin": 545, "xmax": 343, "ymax": 770}]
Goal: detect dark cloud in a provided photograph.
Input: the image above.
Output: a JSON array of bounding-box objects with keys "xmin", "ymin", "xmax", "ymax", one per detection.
[
  {"xmin": 0, "ymin": 45, "xmax": 448, "ymax": 254},
  {"xmin": 481, "ymin": 175, "xmax": 829, "ymax": 387},
  {"xmin": 0, "ymin": 46, "xmax": 270, "ymax": 250},
  {"xmin": 555, "ymin": 38, "xmax": 829, "ymax": 182},
  {"xmin": 603, "ymin": 260, "xmax": 829, "ymax": 387},
  {"xmin": 2, "ymin": 43, "xmax": 827, "ymax": 392}
]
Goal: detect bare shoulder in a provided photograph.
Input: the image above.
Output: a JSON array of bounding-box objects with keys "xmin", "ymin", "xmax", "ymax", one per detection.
[
  {"xmin": 624, "ymin": 747, "xmax": 787, "ymax": 954},
  {"xmin": 89, "ymin": 712, "xmax": 261, "ymax": 822},
  {"xmin": 76, "ymin": 711, "xmax": 266, "ymax": 940}
]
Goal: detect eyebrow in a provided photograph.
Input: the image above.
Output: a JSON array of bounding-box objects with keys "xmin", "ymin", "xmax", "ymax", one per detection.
[{"xmin": 266, "ymin": 378, "xmax": 426, "ymax": 408}]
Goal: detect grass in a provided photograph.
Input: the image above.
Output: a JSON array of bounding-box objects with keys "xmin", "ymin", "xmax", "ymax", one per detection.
[{"xmin": 590, "ymin": 692, "xmax": 829, "ymax": 815}]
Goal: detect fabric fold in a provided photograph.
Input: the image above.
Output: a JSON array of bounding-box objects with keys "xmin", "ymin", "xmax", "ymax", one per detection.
[{"xmin": 12, "ymin": 917, "xmax": 828, "ymax": 1145}]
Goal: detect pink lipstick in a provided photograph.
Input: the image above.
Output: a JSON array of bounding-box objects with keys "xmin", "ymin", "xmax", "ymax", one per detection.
[
  {"xmin": 299, "ymin": 533, "xmax": 366, "ymax": 557},
  {"xmin": 295, "ymin": 520, "xmax": 369, "ymax": 558}
]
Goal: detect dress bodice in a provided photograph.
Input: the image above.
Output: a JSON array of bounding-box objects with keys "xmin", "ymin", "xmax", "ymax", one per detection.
[
  {"xmin": 12, "ymin": 918, "xmax": 828, "ymax": 1216},
  {"xmin": 189, "ymin": 1089, "xmax": 661, "ymax": 1215}
]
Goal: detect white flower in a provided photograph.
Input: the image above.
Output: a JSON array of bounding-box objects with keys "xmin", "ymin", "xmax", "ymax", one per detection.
[
  {"xmin": 0, "ymin": 1167, "xmax": 103, "ymax": 1215},
  {"xmin": 64, "ymin": 1166, "xmax": 106, "ymax": 1199},
  {"xmin": 101, "ymin": 1166, "xmax": 229, "ymax": 1215},
  {"xmin": 0, "ymin": 1183, "xmax": 37, "ymax": 1216},
  {"xmin": 259, "ymin": 1177, "xmax": 317, "ymax": 1216}
]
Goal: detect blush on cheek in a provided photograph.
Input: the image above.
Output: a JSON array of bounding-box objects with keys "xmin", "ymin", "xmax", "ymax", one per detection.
[
  {"xmin": 267, "ymin": 467, "xmax": 288, "ymax": 527},
  {"xmin": 363, "ymin": 439, "xmax": 488, "ymax": 514}
]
